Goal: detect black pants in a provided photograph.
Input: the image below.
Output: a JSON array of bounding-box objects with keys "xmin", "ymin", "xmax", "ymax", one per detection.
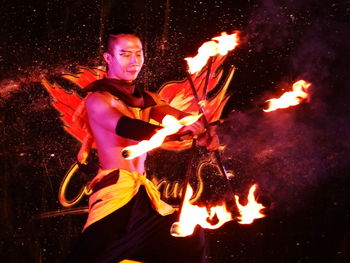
[{"xmin": 65, "ymin": 186, "xmax": 207, "ymax": 263}]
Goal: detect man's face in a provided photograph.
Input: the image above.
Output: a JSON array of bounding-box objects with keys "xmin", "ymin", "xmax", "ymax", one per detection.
[{"xmin": 104, "ymin": 34, "xmax": 144, "ymax": 81}]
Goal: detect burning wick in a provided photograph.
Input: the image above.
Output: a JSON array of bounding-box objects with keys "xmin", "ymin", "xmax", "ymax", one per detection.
[
  {"xmin": 185, "ymin": 32, "xmax": 240, "ymax": 74},
  {"xmin": 121, "ymin": 150, "xmax": 131, "ymax": 159},
  {"xmin": 121, "ymin": 114, "xmax": 201, "ymax": 159},
  {"xmin": 264, "ymin": 80, "xmax": 312, "ymax": 112}
]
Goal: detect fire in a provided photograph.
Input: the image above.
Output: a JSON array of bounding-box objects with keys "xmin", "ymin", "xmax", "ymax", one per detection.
[
  {"xmin": 264, "ymin": 80, "xmax": 312, "ymax": 112},
  {"xmin": 122, "ymin": 114, "xmax": 201, "ymax": 159},
  {"xmin": 185, "ymin": 32, "xmax": 240, "ymax": 74},
  {"xmin": 171, "ymin": 184, "xmax": 265, "ymax": 237},
  {"xmin": 170, "ymin": 185, "xmax": 232, "ymax": 237},
  {"xmin": 235, "ymin": 184, "xmax": 265, "ymax": 224}
]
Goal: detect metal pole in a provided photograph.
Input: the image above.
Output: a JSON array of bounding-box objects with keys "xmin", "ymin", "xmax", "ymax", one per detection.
[{"xmin": 186, "ymin": 66, "xmax": 230, "ymax": 181}]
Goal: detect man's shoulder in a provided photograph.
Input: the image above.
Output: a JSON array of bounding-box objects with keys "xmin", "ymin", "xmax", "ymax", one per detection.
[
  {"xmin": 86, "ymin": 90, "xmax": 111, "ymax": 100},
  {"xmin": 85, "ymin": 91, "xmax": 113, "ymax": 111}
]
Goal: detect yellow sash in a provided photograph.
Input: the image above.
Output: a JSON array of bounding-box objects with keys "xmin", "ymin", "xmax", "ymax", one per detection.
[{"xmin": 83, "ymin": 169, "xmax": 174, "ymax": 230}]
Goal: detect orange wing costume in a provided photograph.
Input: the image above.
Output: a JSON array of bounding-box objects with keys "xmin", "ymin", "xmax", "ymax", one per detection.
[{"xmin": 42, "ymin": 56, "xmax": 235, "ymax": 160}]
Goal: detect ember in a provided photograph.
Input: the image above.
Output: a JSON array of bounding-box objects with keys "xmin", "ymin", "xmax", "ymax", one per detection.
[{"xmin": 264, "ymin": 80, "xmax": 312, "ymax": 112}]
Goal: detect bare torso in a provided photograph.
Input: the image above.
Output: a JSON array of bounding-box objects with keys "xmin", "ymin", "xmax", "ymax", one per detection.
[
  {"xmin": 92, "ymin": 128, "xmax": 147, "ymax": 173},
  {"xmin": 84, "ymin": 80, "xmax": 207, "ymax": 174},
  {"xmin": 85, "ymin": 90, "xmax": 147, "ymax": 174}
]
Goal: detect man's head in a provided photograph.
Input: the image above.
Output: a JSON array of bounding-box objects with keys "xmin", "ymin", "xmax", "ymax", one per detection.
[{"xmin": 103, "ymin": 28, "xmax": 144, "ymax": 82}]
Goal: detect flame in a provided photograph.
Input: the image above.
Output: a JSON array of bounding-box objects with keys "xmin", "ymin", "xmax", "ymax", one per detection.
[
  {"xmin": 122, "ymin": 114, "xmax": 201, "ymax": 159},
  {"xmin": 185, "ymin": 32, "xmax": 239, "ymax": 74},
  {"xmin": 171, "ymin": 184, "xmax": 265, "ymax": 237},
  {"xmin": 264, "ymin": 80, "xmax": 312, "ymax": 112},
  {"xmin": 170, "ymin": 185, "xmax": 232, "ymax": 237},
  {"xmin": 235, "ymin": 184, "xmax": 265, "ymax": 224}
]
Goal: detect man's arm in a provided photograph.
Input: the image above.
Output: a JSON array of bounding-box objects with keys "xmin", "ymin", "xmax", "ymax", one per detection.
[
  {"xmin": 150, "ymin": 103, "xmax": 220, "ymax": 150},
  {"xmin": 85, "ymin": 92, "xmax": 121, "ymax": 133},
  {"xmin": 86, "ymin": 92, "xmax": 161, "ymax": 141},
  {"xmin": 86, "ymin": 92, "xmax": 219, "ymax": 149},
  {"xmin": 151, "ymin": 104, "xmax": 205, "ymax": 136}
]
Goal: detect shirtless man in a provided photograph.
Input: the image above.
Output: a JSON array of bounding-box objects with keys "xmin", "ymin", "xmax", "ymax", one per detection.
[{"xmin": 65, "ymin": 29, "xmax": 217, "ymax": 263}]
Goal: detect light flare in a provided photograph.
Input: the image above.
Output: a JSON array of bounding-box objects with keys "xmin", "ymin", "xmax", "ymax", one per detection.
[
  {"xmin": 171, "ymin": 184, "xmax": 265, "ymax": 237},
  {"xmin": 122, "ymin": 114, "xmax": 201, "ymax": 159},
  {"xmin": 235, "ymin": 184, "xmax": 265, "ymax": 224},
  {"xmin": 264, "ymin": 80, "xmax": 312, "ymax": 112},
  {"xmin": 185, "ymin": 32, "xmax": 240, "ymax": 74}
]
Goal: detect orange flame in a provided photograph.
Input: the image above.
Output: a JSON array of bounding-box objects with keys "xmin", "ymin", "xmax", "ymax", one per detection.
[
  {"xmin": 170, "ymin": 185, "xmax": 232, "ymax": 237},
  {"xmin": 122, "ymin": 114, "xmax": 201, "ymax": 159},
  {"xmin": 264, "ymin": 80, "xmax": 312, "ymax": 112},
  {"xmin": 171, "ymin": 184, "xmax": 265, "ymax": 237},
  {"xmin": 185, "ymin": 32, "xmax": 239, "ymax": 74},
  {"xmin": 235, "ymin": 184, "xmax": 265, "ymax": 224}
]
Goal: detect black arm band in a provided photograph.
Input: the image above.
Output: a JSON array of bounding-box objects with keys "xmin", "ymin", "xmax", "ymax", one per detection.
[{"xmin": 115, "ymin": 116, "xmax": 162, "ymax": 141}]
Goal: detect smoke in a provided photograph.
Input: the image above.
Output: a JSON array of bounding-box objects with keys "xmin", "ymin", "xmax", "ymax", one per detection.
[
  {"xmin": 246, "ymin": 0, "xmax": 322, "ymax": 51},
  {"xmin": 0, "ymin": 57, "xmax": 102, "ymax": 105},
  {"xmin": 246, "ymin": 0, "xmax": 350, "ymax": 88},
  {"xmin": 220, "ymin": 0, "xmax": 350, "ymax": 215},
  {"xmin": 220, "ymin": 107, "xmax": 350, "ymax": 214},
  {"xmin": 0, "ymin": 80, "xmax": 21, "ymax": 100}
]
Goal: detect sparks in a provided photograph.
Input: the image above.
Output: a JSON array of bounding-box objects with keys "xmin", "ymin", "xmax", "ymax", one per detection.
[
  {"xmin": 264, "ymin": 80, "xmax": 312, "ymax": 112},
  {"xmin": 185, "ymin": 32, "xmax": 240, "ymax": 74}
]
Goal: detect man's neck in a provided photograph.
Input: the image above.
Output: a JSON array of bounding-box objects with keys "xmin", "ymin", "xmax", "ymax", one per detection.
[
  {"xmin": 86, "ymin": 78, "xmax": 156, "ymax": 108},
  {"xmin": 105, "ymin": 76, "xmax": 136, "ymax": 96}
]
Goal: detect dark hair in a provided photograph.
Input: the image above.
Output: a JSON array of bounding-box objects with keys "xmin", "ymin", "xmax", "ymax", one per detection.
[{"xmin": 104, "ymin": 26, "xmax": 141, "ymax": 53}]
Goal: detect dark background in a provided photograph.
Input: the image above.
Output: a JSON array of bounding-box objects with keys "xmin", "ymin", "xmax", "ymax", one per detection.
[{"xmin": 1, "ymin": 0, "xmax": 350, "ymax": 262}]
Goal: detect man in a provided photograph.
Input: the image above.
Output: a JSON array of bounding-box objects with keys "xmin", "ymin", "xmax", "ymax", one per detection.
[{"xmin": 66, "ymin": 28, "xmax": 217, "ymax": 263}]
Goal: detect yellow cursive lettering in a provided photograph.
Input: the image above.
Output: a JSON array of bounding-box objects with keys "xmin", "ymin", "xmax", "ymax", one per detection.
[{"xmin": 58, "ymin": 162, "xmax": 92, "ymax": 207}]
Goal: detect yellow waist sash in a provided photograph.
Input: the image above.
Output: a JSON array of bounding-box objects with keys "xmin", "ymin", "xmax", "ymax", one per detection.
[{"xmin": 83, "ymin": 169, "xmax": 174, "ymax": 231}]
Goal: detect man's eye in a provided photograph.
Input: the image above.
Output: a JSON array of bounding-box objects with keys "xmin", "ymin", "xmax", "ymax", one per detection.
[{"xmin": 120, "ymin": 53, "xmax": 130, "ymax": 57}]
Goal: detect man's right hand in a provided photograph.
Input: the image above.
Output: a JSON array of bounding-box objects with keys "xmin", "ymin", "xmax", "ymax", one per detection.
[
  {"xmin": 168, "ymin": 120, "xmax": 220, "ymax": 151},
  {"xmin": 178, "ymin": 119, "xmax": 206, "ymax": 139}
]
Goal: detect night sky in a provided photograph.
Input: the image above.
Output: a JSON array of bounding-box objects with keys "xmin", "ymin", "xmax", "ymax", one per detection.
[{"xmin": 1, "ymin": 0, "xmax": 350, "ymax": 262}]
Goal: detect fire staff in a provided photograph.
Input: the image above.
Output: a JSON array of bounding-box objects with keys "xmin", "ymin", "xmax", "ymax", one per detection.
[{"xmin": 65, "ymin": 28, "xmax": 218, "ymax": 263}]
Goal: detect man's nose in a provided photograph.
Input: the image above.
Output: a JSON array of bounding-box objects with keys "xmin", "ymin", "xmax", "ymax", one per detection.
[{"xmin": 129, "ymin": 54, "xmax": 139, "ymax": 65}]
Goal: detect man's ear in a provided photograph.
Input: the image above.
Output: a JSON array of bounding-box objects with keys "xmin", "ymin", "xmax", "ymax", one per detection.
[{"xmin": 103, "ymin": 52, "xmax": 111, "ymax": 64}]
